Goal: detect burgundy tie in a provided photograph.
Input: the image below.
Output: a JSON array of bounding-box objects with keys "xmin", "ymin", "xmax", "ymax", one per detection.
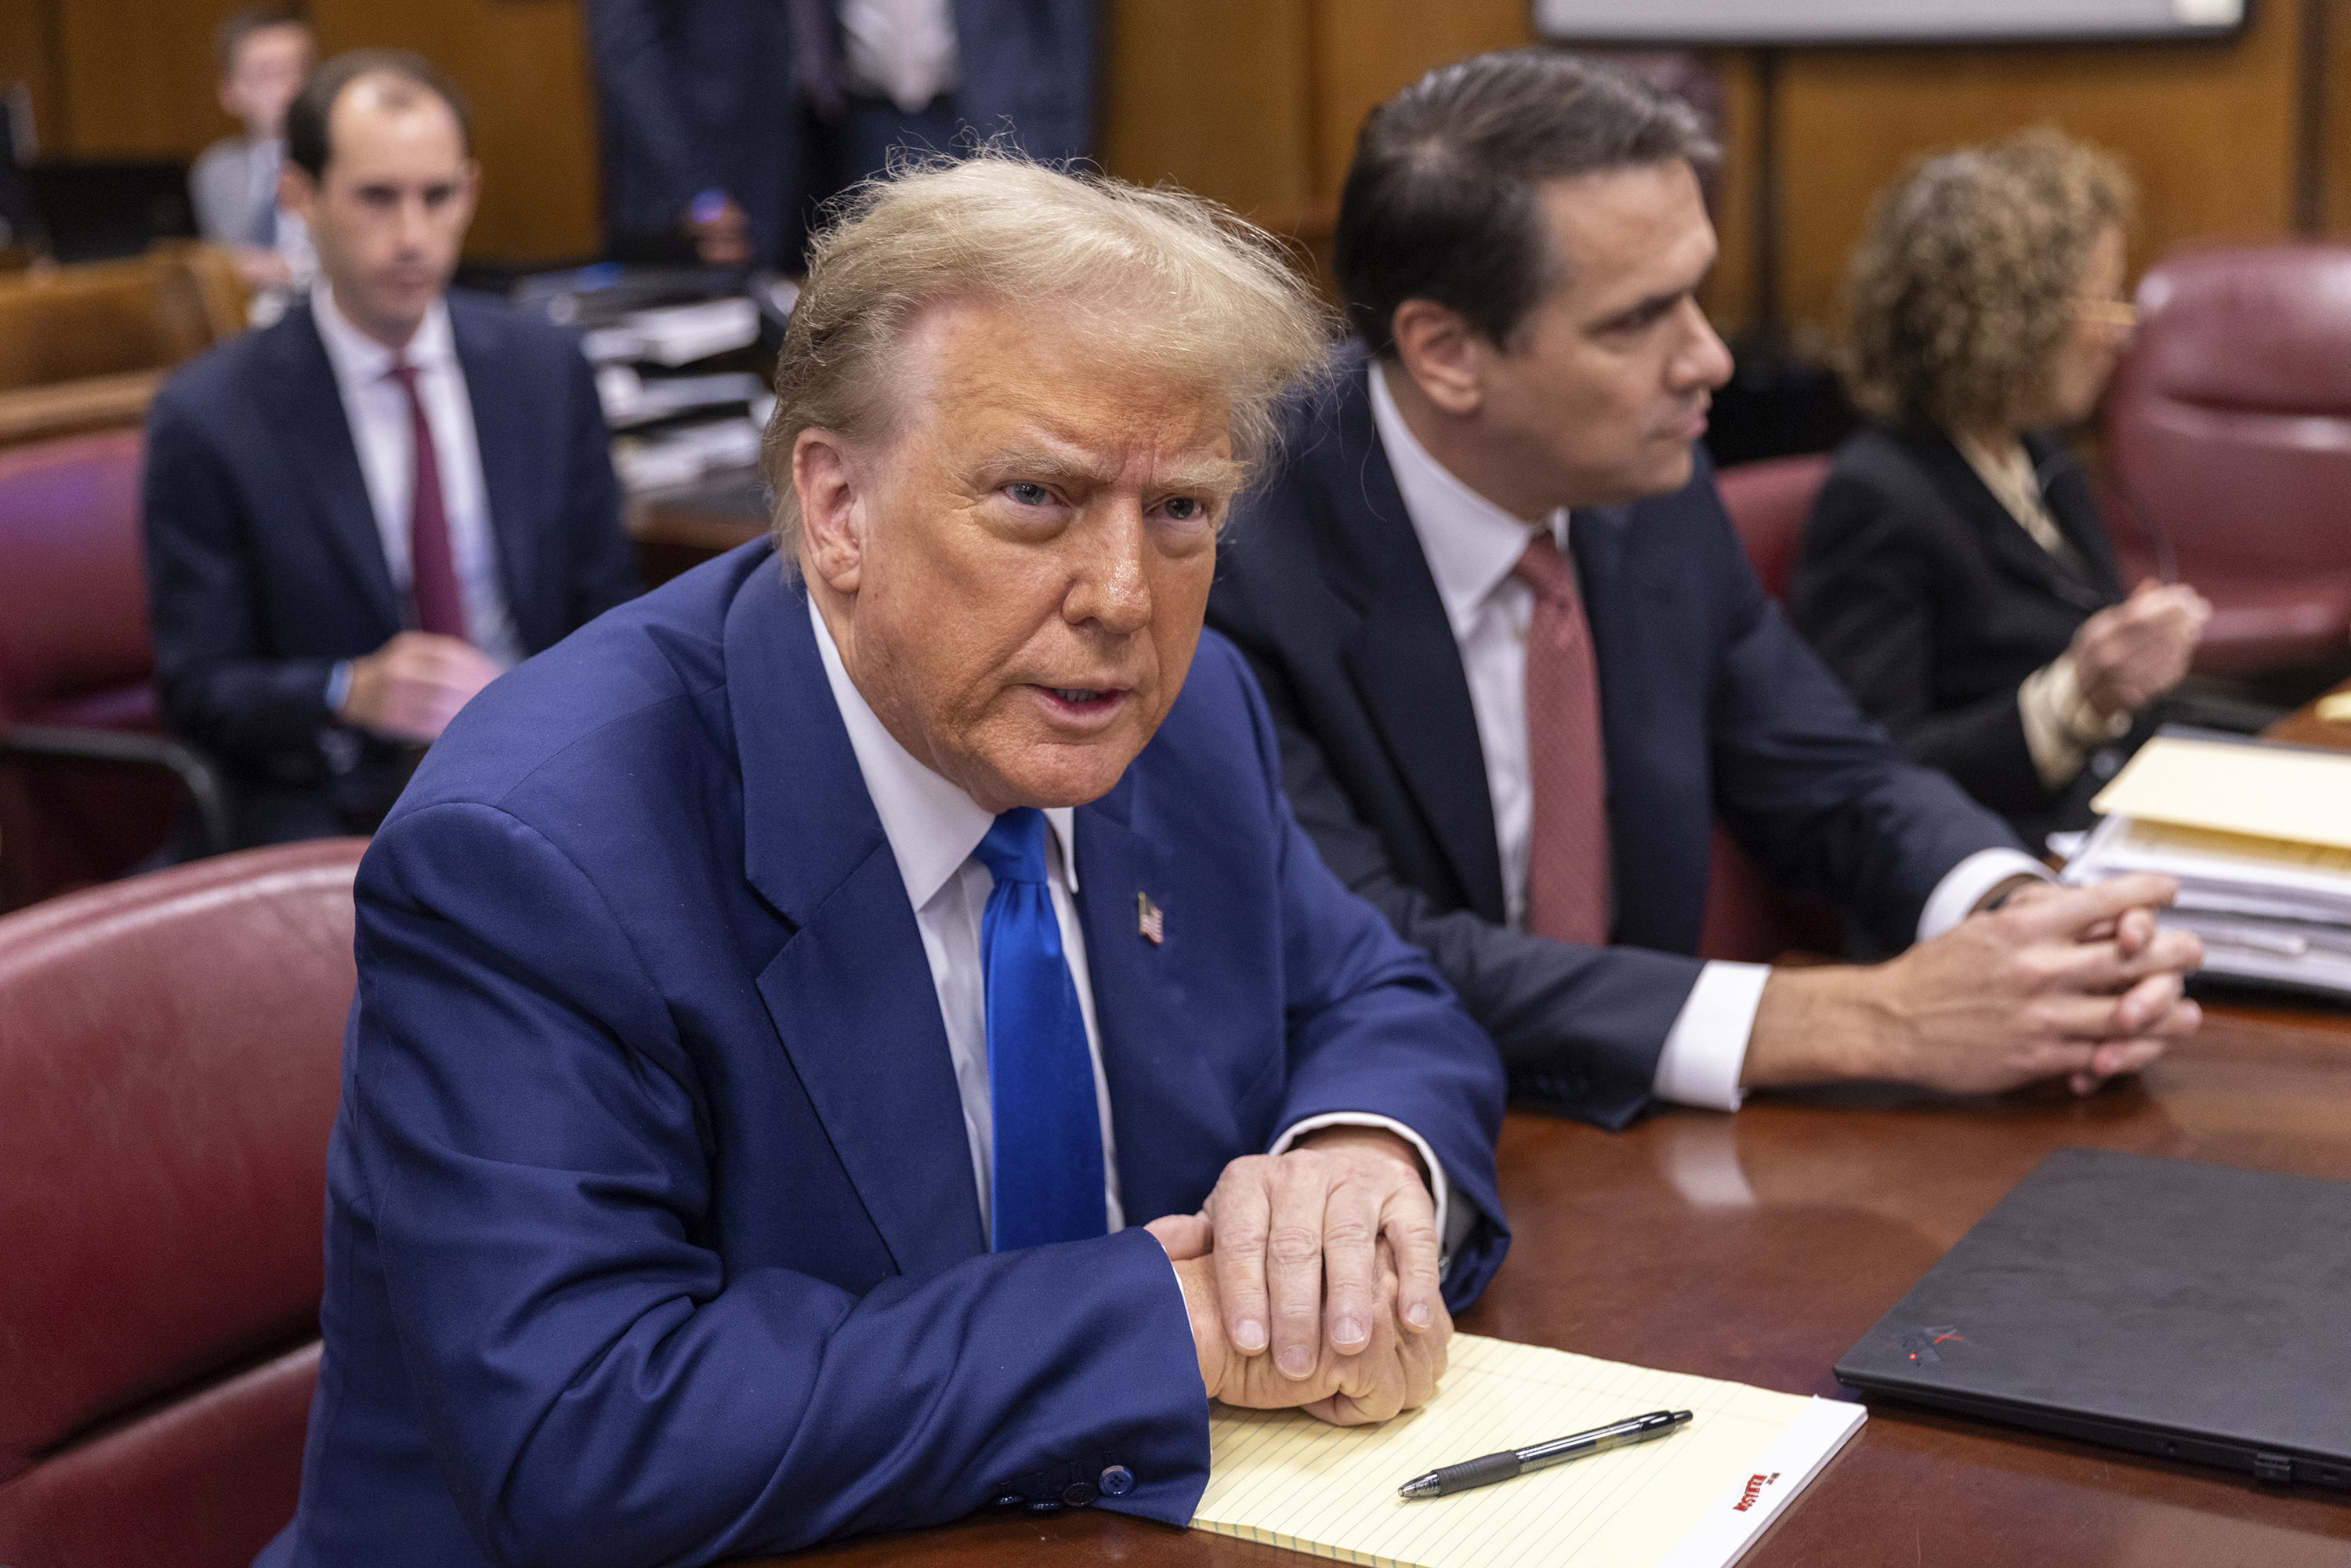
[
  {"xmin": 1511, "ymin": 530, "xmax": 1611, "ymax": 947},
  {"xmin": 386, "ymin": 360, "xmax": 466, "ymax": 639}
]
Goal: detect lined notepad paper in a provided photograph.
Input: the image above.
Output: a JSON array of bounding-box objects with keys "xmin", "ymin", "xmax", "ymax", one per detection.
[{"xmin": 1192, "ymin": 1334, "xmax": 1864, "ymax": 1568}]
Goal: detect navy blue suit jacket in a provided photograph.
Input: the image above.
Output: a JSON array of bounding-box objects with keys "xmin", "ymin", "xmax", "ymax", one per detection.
[
  {"xmin": 1207, "ymin": 352, "xmax": 2021, "ymax": 1131},
  {"xmin": 259, "ymin": 542, "xmax": 1507, "ymax": 1566},
  {"xmin": 143, "ymin": 293, "xmax": 639, "ymax": 843}
]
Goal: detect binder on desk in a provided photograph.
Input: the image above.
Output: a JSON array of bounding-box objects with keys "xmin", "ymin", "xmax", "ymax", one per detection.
[{"xmin": 1191, "ymin": 1334, "xmax": 1864, "ymax": 1568}]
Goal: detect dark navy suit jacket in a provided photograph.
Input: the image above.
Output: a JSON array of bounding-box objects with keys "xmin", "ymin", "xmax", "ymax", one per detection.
[
  {"xmin": 143, "ymin": 293, "xmax": 639, "ymax": 844},
  {"xmin": 585, "ymin": 0, "xmax": 1096, "ymax": 269},
  {"xmin": 259, "ymin": 542, "xmax": 1507, "ymax": 1566},
  {"xmin": 1207, "ymin": 352, "xmax": 2020, "ymax": 1131}
]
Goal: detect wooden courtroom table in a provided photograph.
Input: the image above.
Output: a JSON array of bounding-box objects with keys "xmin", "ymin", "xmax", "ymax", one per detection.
[
  {"xmin": 624, "ymin": 465, "xmax": 769, "ymax": 588},
  {"xmin": 759, "ymin": 1005, "xmax": 2351, "ymax": 1568},
  {"xmin": 752, "ymin": 682, "xmax": 2351, "ymax": 1566}
]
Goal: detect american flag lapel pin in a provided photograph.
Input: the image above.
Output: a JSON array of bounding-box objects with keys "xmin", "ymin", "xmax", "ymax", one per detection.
[{"xmin": 1136, "ymin": 893, "xmax": 1165, "ymax": 945}]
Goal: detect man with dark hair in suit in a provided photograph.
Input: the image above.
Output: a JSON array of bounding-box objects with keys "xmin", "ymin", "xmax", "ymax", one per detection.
[
  {"xmin": 145, "ymin": 50, "xmax": 639, "ymax": 847},
  {"xmin": 1208, "ymin": 49, "xmax": 2205, "ymax": 1132}
]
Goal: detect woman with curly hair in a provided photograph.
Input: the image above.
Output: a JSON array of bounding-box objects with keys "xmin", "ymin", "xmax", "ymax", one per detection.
[{"xmin": 1792, "ymin": 129, "xmax": 2209, "ymax": 849}]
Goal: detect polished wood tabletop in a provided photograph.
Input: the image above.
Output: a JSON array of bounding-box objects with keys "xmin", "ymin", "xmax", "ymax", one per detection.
[
  {"xmin": 762, "ymin": 993, "xmax": 2351, "ymax": 1567},
  {"xmin": 624, "ymin": 464, "xmax": 768, "ymax": 588},
  {"xmin": 741, "ymin": 675, "xmax": 2351, "ymax": 1565}
]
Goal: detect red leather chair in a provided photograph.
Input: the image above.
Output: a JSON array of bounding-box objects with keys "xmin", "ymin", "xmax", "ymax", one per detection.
[
  {"xmin": 0, "ymin": 838, "xmax": 362, "ymax": 1568},
  {"xmin": 0, "ymin": 429, "xmax": 229, "ymax": 911},
  {"xmin": 1701, "ymin": 451, "xmax": 1842, "ymax": 961},
  {"xmin": 1712, "ymin": 451, "xmax": 1830, "ymax": 603},
  {"xmin": 2104, "ymin": 244, "xmax": 2351, "ymax": 675}
]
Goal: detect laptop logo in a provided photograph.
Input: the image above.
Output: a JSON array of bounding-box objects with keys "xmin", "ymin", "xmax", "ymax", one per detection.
[{"xmin": 1900, "ymin": 1326, "xmax": 1966, "ymax": 1364}]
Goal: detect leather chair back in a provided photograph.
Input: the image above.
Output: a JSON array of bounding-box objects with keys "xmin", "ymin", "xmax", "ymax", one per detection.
[
  {"xmin": 1700, "ymin": 451, "xmax": 1842, "ymax": 961},
  {"xmin": 0, "ymin": 428, "xmax": 183, "ymax": 907},
  {"xmin": 0, "ymin": 428, "xmax": 152, "ymax": 728},
  {"xmin": 2105, "ymin": 244, "xmax": 2351, "ymax": 672},
  {"xmin": 0, "ymin": 838, "xmax": 363, "ymax": 1568},
  {"xmin": 1713, "ymin": 452, "xmax": 1830, "ymax": 603}
]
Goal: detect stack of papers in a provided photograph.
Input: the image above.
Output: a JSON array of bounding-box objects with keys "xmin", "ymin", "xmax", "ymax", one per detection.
[
  {"xmin": 1194, "ymin": 1334, "xmax": 1864, "ymax": 1568},
  {"xmin": 2064, "ymin": 732, "xmax": 2351, "ymax": 997}
]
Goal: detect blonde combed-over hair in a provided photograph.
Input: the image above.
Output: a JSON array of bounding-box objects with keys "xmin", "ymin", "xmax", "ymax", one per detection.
[
  {"xmin": 761, "ymin": 154, "xmax": 1336, "ymax": 557},
  {"xmin": 1842, "ymin": 129, "xmax": 2135, "ymax": 432}
]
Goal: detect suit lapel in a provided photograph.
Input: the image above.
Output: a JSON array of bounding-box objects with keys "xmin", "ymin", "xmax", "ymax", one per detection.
[
  {"xmin": 1070, "ymin": 779, "xmax": 1236, "ymax": 1226},
  {"xmin": 451, "ymin": 299, "xmax": 545, "ymax": 641},
  {"xmin": 2028, "ymin": 433, "xmax": 2125, "ymax": 600},
  {"xmin": 731, "ymin": 561, "xmax": 989, "ymax": 1276},
  {"xmin": 1918, "ymin": 433, "xmax": 2110, "ymax": 613},
  {"xmin": 1321, "ymin": 364, "xmax": 1509, "ymax": 922},
  {"xmin": 1567, "ymin": 502, "xmax": 1672, "ymax": 944},
  {"xmin": 259, "ymin": 304, "xmax": 403, "ymax": 632}
]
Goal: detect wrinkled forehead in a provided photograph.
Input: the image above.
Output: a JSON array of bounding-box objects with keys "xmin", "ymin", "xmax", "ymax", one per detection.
[{"xmin": 863, "ymin": 292, "xmax": 1241, "ymax": 478}]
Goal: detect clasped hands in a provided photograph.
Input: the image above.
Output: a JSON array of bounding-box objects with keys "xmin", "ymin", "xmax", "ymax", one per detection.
[
  {"xmin": 1146, "ymin": 1125, "xmax": 1449, "ymax": 1426},
  {"xmin": 1748, "ymin": 871, "xmax": 2204, "ymax": 1097}
]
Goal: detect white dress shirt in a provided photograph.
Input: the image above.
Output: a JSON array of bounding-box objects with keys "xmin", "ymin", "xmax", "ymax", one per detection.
[
  {"xmin": 312, "ymin": 284, "xmax": 524, "ymax": 670},
  {"xmin": 809, "ymin": 595, "xmax": 1454, "ymax": 1245},
  {"xmin": 1368, "ymin": 363, "xmax": 2045, "ymax": 1110},
  {"xmin": 840, "ymin": 0, "xmax": 960, "ymax": 112}
]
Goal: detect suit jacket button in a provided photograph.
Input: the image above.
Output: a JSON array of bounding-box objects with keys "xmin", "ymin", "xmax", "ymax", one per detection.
[
  {"xmin": 1025, "ymin": 1500, "xmax": 1063, "ymax": 1515},
  {"xmin": 990, "ymin": 1494, "xmax": 1026, "ymax": 1510},
  {"xmin": 1062, "ymin": 1481, "xmax": 1098, "ymax": 1507},
  {"xmin": 1099, "ymin": 1465, "xmax": 1135, "ymax": 1497}
]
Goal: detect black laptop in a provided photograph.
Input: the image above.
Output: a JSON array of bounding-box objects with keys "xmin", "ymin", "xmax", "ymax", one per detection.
[{"xmin": 1835, "ymin": 1146, "xmax": 2351, "ymax": 1490}]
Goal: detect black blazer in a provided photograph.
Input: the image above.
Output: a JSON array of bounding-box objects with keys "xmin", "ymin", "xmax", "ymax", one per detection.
[
  {"xmin": 1207, "ymin": 351, "xmax": 2019, "ymax": 1130},
  {"xmin": 143, "ymin": 292, "xmax": 641, "ymax": 845},
  {"xmin": 1792, "ymin": 426, "xmax": 2139, "ymax": 849}
]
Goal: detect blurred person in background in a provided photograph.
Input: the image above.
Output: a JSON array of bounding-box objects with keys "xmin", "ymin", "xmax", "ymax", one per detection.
[
  {"xmin": 145, "ymin": 51, "xmax": 638, "ymax": 849},
  {"xmin": 1795, "ymin": 130, "xmax": 2209, "ymax": 851},
  {"xmin": 190, "ymin": 5, "xmax": 316, "ymax": 293},
  {"xmin": 583, "ymin": 0, "xmax": 1096, "ymax": 270}
]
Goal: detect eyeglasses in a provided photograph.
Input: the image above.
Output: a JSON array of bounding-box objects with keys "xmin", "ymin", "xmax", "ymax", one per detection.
[{"xmin": 2074, "ymin": 299, "xmax": 2139, "ymax": 331}]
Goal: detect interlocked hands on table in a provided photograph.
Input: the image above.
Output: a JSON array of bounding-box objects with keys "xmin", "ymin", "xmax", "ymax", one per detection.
[{"xmin": 1147, "ymin": 1125, "xmax": 1449, "ymax": 1426}]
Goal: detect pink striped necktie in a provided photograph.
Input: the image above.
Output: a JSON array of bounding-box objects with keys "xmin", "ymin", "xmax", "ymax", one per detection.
[
  {"xmin": 386, "ymin": 359, "xmax": 466, "ymax": 639},
  {"xmin": 1511, "ymin": 530, "xmax": 1611, "ymax": 947}
]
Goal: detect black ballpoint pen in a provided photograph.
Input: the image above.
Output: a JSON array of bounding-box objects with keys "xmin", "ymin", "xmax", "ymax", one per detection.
[{"xmin": 1397, "ymin": 1409, "xmax": 1694, "ymax": 1499}]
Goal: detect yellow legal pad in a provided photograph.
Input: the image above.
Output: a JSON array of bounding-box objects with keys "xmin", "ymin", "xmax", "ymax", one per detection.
[{"xmin": 1192, "ymin": 1334, "xmax": 1863, "ymax": 1568}]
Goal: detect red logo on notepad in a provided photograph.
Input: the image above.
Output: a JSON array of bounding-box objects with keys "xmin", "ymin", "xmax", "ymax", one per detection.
[{"xmin": 1732, "ymin": 1472, "xmax": 1780, "ymax": 1512}]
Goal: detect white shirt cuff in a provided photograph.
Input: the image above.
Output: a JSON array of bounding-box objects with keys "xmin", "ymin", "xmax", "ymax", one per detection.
[
  {"xmin": 1918, "ymin": 847, "xmax": 2055, "ymax": 942},
  {"xmin": 1650, "ymin": 960, "xmax": 1769, "ymax": 1112},
  {"xmin": 1271, "ymin": 1112, "xmax": 1465, "ymax": 1263}
]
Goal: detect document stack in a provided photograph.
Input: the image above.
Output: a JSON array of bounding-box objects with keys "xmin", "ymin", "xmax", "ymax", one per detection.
[
  {"xmin": 515, "ymin": 265, "xmax": 795, "ymax": 493},
  {"xmin": 2063, "ymin": 730, "xmax": 2351, "ymax": 998}
]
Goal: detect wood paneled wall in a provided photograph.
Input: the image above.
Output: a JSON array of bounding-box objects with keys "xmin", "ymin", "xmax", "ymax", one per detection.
[
  {"xmin": 2, "ymin": 0, "xmax": 2338, "ymax": 307},
  {"xmin": 1748, "ymin": 0, "xmax": 2310, "ymax": 342},
  {"xmin": 1, "ymin": 0, "xmax": 602, "ymax": 263}
]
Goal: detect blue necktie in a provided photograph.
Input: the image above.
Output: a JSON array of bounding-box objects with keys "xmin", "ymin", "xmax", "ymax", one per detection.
[{"xmin": 973, "ymin": 807, "xmax": 1107, "ymax": 1251}]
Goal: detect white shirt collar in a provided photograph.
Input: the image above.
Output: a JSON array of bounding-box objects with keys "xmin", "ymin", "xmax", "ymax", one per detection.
[
  {"xmin": 311, "ymin": 281, "xmax": 456, "ymax": 393},
  {"xmin": 808, "ymin": 592, "xmax": 1080, "ymax": 911},
  {"xmin": 1367, "ymin": 360, "xmax": 1567, "ymax": 639}
]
